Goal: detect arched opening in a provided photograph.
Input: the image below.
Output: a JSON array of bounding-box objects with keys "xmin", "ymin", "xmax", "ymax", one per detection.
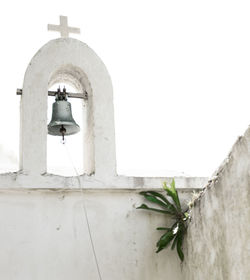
[
  {"xmin": 47, "ymin": 65, "xmax": 94, "ymax": 176},
  {"xmin": 47, "ymin": 82, "xmax": 84, "ymax": 176}
]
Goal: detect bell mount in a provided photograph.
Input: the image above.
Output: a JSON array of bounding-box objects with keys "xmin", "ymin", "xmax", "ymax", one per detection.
[{"xmin": 16, "ymin": 88, "xmax": 88, "ymax": 100}]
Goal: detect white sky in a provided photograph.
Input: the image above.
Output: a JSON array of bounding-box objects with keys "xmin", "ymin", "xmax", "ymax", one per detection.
[{"xmin": 0, "ymin": 0, "xmax": 250, "ymax": 177}]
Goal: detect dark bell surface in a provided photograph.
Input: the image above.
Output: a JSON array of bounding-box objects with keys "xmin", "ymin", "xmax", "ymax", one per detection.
[{"xmin": 48, "ymin": 100, "xmax": 80, "ymax": 136}]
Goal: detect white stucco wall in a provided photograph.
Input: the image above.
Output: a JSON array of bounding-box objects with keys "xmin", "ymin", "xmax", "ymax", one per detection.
[
  {"xmin": 183, "ymin": 126, "xmax": 250, "ymax": 280},
  {"xmin": 0, "ymin": 174, "xmax": 207, "ymax": 280},
  {"xmin": 0, "ymin": 189, "xmax": 197, "ymax": 280}
]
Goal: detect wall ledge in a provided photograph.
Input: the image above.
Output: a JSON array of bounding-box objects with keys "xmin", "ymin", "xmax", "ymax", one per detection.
[{"xmin": 0, "ymin": 171, "xmax": 208, "ymax": 190}]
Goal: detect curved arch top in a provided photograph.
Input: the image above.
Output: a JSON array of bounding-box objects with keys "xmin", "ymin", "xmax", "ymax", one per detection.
[{"xmin": 20, "ymin": 38, "xmax": 116, "ymax": 180}]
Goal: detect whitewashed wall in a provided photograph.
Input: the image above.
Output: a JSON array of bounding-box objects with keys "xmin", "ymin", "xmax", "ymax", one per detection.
[
  {"xmin": 0, "ymin": 187, "xmax": 203, "ymax": 280},
  {"xmin": 183, "ymin": 127, "xmax": 250, "ymax": 280}
]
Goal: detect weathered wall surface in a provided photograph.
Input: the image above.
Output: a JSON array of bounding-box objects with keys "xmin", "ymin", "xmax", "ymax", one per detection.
[
  {"xmin": 0, "ymin": 189, "xmax": 190, "ymax": 280},
  {"xmin": 183, "ymin": 127, "xmax": 250, "ymax": 280}
]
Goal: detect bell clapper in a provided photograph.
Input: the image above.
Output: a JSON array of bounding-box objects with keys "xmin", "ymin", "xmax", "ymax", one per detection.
[{"xmin": 60, "ymin": 125, "xmax": 66, "ymax": 144}]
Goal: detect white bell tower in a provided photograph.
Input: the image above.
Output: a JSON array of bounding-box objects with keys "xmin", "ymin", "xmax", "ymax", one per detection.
[{"xmin": 20, "ymin": 16, "xmax": 116, "ymax": 181}]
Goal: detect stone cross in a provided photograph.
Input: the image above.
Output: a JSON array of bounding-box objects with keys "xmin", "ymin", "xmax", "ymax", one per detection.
[{"xmin": 48, "ymin": 16, "xmax": 80, "ymax": 38}]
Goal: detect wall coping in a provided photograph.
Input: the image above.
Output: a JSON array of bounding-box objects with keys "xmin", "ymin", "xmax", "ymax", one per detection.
[{"xmin": 0, "ymin": 172, "xmax": 208, "ymax": 190}]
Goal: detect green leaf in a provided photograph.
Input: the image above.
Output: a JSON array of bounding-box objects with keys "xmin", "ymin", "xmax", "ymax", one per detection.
[
  {"xmin": 163, "ymin": 180, "xmax": 181, "ymax": 211},
  {"xmin": 143, "ymin": 194, "xmax": 172, "ymax": 209},
  {"xmin": 170, "ymin": 179, "xmax": 175, "ymax": 189},
  {"xmin": 157, "ymin": 231, "xmax": 174, "ymax": 247},
  {"xmin": 176, "ymin": 233, "xmax": 184, "ymax": 261},
  {"xmin": 156, "ymin": 246, "xmax": 165, "ymax": 253},
  {"xmin": 140, "ymin": 191, "xmax": 178, "ymax": 213},
  {"xmin": 156, "ymin": 227, "xmax": 171, "ymax": 231},
  {"xmin": 171, "ymin": 235, "xmax": 178, "ymax": 250},
  {"xmin": 178, "ymin": 221, "xmax": 187, "ymax": 232},
  {"xmin": 139, "ymin": 193, "xmax": 176, "ymax": 214},
  {"xmin": 136, "ymin": 204, "xmax": 173, "ymax": 215},
  {"xmin": 156, "ymin": 231, "xmax": 175, "ymax": 252}
]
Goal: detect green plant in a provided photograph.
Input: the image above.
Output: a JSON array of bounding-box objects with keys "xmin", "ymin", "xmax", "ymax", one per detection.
[{"xmin": 137, "ymin": 179, "xmax": 189, "ymax": 261}]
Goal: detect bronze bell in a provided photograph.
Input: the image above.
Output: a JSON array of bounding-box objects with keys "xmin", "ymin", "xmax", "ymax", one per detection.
[{"xmin": 48, "ymin": 87, "xmax": 80, "ymax": 139}]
